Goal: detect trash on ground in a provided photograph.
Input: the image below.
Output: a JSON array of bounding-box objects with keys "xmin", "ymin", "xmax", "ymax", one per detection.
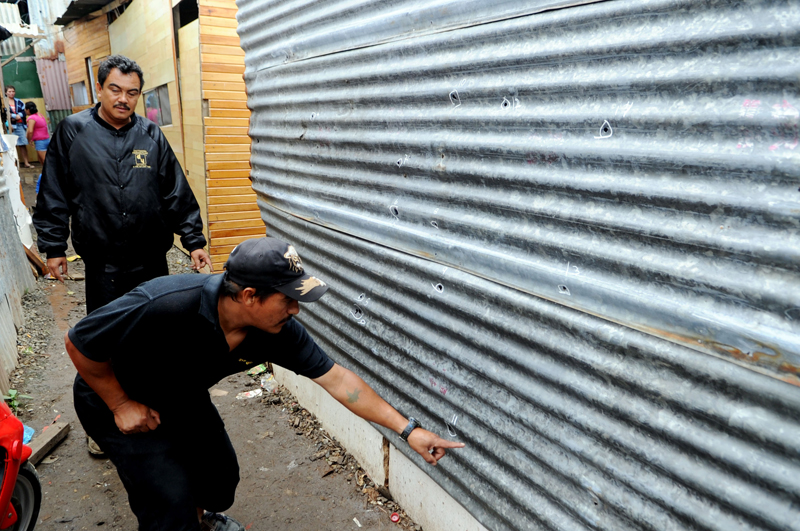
[
  {"xmin": 235, "ymin": 389, "xmax": 262, "ymax": 400},
  {"xmin": 390, "ymin": 512, "xmax": 400, "ymax": 523},
  {"xmin": 22, "ymin": 424, "xmax": 34, "ymax": 444},
  {"xmin": 66, "ymin": 255, "xmax": 81, "ymax": 262},
  {"xmin": 246, "ymin": 364, "xmax": 267, "ymax": 376},
  {"xmin": 261, "ymin": 372, "xmax": 277, "ymax": 393},
  {"xmin": 210, "ymin": 388, "xmax": 228, "ymax": 397},
  {"xmin": 353, "ymin": 517, "xmax": 362, "ymax": 528},
  {"xmin": 40, "ymin": 455, "xmax": 58, "ymax": 464}
]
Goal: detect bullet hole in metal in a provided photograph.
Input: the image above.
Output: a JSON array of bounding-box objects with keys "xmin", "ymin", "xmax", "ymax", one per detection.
[
  {"xmin": 310, "ymin": 113, "xmax": 317, "ymax": 119},
  {"xmin": 356, "ymin": 293, "xmax": 365, "ymax": 301},
  {"xmin": 433, "ymin": 283, "xmax": 444, "ymax": 293},
  {"xmin": 431, "ymin": 221, "xmax": 439, "ymax": 229},
  {"xmin": 602, "ymin": 125, "xmax": 610, "ymax": 134},
  {"xmin": 558, "ymin": 285, "xmax": 570, "ymax": 295},
  {"xmin": 350, "ymin": 305, "xmax": 364, "ymax": 319},
  {"xmin": 449, "ymin": 90, "xmax": 461, "ymax": 107},
  {"xmin": 396, "ymin": 159, "xmax": 403, "ymax": 167},
  {"xmin": 501, "ymin": 97, "xmax": 510, "ymax": 108},
  {"xmin": 390, "ymin": 205, "xmax": 399, "ymax": 217}
]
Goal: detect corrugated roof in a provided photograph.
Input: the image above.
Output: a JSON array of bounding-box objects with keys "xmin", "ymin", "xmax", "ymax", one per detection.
[{"xmin": 54, "ymin": 0, "xmax": 115, "ymax": 26}]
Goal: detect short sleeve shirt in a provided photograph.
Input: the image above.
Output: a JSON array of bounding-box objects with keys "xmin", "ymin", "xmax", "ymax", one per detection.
[{"xmin": 68, "ymin": 274, "xmax": 334, "ymax": 416}]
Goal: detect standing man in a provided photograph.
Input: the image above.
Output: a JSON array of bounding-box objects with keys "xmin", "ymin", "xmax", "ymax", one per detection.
[
  {"xmin": 65, "ymin": 237, "xmax": 464, "ymax": 531},
  {"xmin": 6, "ymin": 85, "xmax": 33, "ymax": 168},
  {"xmin": 34, "ymin": 54, "xmax": 212, "ymax": 313}
]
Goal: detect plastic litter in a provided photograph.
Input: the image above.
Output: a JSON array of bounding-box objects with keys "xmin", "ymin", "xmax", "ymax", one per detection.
[
  {"xmin": 353, "ymin": 517, "xmax": 362, "ymax": 528},
  {"xmin": 235, "ymin": 389, "xmax": 262, "ymax": 400},
  {"xmin": 22, "ymin": 425, "xmax": 34, "ymax": 444},
  {"xmin": 260, "ymin": 373, "xmax": 277, "ymax": 393},
  {"xmin": 260, "ymin": 375, "xmax": 276, "ymax": 392},
  {"xmin": 246, "ymin": 364, "xmax": 267, "ymax": 376},
  {"xmin": 390, "ymin": 513, "xmax": 400, "ymax": 523}
]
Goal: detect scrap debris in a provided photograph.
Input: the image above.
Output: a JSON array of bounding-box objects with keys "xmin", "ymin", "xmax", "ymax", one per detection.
[{"xmin": 252, "ymin": 375, "xmax": 423, "ymax": 530}]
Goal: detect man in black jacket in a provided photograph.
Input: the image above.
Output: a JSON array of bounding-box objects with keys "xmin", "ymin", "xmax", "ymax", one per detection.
[{"xmin": 34, "ymin": 55, "xmax": 212, "ymax": 314}]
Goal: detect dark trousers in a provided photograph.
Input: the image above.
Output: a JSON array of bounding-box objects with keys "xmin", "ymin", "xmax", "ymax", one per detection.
[
  {"xmin": 84, "ymin": 258, "xmax": 169, "ymax": 314},
  {"xmin": 74, "ymin": 376, "xmax": 240, "ymax": 530}
]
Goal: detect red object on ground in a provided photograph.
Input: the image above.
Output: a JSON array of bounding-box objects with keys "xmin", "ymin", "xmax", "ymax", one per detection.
[
  {"xmin": 0, "ymin": 400, "xmax": 34, "ymax": 529},
  {"xmin": 390, "ymin": 512, "xmax": 400, "ymax": 523}
]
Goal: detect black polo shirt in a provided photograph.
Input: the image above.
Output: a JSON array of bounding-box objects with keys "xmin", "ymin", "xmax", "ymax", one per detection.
[{"xmin": 68, "ymin": 273, "xmax": 333, "ymax": 420}]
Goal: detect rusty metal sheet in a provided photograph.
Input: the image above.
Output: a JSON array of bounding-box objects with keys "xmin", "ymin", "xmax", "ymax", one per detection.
[{"xmin": 35, "ymin": 58, "xmax": 71, "ymax": 110}]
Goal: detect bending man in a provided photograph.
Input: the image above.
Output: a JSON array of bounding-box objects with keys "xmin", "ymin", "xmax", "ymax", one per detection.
[{"xmin": 65, "ymin": 237, "xmax": 464, "ymax": 531}]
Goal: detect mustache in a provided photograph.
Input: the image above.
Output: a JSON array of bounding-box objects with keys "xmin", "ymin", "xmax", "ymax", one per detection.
[{"xmin": 114, "ymin": 104, "xmax": 130, "ymax": 110}]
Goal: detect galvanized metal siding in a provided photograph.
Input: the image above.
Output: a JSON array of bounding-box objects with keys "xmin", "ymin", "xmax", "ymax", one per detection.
[
  {"xmin": 239, "ymin": 0, "xmax": 800, "ymax": 529},
  {"xmin": 260, "ymin": 205, "xmax": 800, "ymax": 531},
  {"xmin": 0, "ymin": 4, "xmax": 27, "ymax": 56}
]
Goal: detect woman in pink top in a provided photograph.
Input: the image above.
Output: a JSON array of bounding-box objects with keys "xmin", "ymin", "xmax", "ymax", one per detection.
[{"xmin": 25, "ymin": 101, "xmax": 50, "ymax": 164}]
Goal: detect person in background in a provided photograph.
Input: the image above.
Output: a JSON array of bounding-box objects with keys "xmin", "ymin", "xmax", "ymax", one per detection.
[
  {"xmin": 6, "ymin": 85, "xmax": 32, "ymax": 168},
  {"xmin": 25, "ymin": 101, "xmax": 50, "ymax": 194},
  {"xmin": 25, "ymin": 101, "xmax": 50, "ymax": 162}
]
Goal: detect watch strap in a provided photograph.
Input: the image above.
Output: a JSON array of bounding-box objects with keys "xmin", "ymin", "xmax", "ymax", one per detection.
[{"xmin": 399, "ymin": 417, "xmax": 421, "ymax": 441}]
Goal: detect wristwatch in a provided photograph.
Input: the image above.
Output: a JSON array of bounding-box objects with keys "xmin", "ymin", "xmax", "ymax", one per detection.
[{"xmin": 399, "ymin": 417, "xmax": 421, "ymax": 442}]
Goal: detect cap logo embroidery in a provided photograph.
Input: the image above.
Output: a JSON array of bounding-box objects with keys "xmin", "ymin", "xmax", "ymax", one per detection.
[
  {"xmin": 296, "ymin": 277, "xmax": 326, "ymax": 296},
  {"xmin": 284, "ymin": 245, "xmax": 303, "ymax": 273},
  {"xmin": 133, "ymin": 149, "xmax": 150, "ymax": 169}
]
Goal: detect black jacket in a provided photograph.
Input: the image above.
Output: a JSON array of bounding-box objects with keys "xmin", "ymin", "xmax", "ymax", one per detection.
[{"xmin": 34, "ymin": 105, "xmax": 206, "ymax": 263}]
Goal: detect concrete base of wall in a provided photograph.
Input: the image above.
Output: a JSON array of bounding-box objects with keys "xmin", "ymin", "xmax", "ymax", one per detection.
[{"xmin": 273, "ymin": 366, "xmax": 487, "ymax": 531}]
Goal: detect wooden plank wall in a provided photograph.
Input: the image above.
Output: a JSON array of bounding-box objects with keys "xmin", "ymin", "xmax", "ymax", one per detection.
[
  {"xmin": 63, "ymin": 16, "xmax": 110, "ymax": 114},
  {"xmin": 199, "ymin": 0, "xmax": 262, "ymax": 266},
  {"xmin": 179, "ymin": 19, "xmax": 209, "ymax": 244}
]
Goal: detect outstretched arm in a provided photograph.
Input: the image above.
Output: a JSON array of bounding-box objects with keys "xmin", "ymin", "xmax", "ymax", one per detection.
[
  {"xmin": 65, "ymin": 331, "xmax": 160, "ymax": 434},
  {"xmin": 313, "ymin": 363, "xmax": 464, "ymax": 465}
]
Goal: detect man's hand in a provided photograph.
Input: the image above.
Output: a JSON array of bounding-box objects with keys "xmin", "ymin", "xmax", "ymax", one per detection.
[
  {"xmin": 47, "ymin": 256, "xmax": 68, "ymax": 281},
  {"xmin": 190, "ymin": 248, "xmax": 213, "ymax": 272},
  {"xmin": 407, "ymin": 428, "xmax": 465, "ymax": 465},
  {"xmin": 111, "ymin": 399, "xmax": 161, "ymax": 434}
]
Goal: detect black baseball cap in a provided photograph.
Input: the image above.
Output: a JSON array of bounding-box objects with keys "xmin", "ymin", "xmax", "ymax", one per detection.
[{"xmin": 223, "ymin": 237, "xmax": 328, "ymax": 302}]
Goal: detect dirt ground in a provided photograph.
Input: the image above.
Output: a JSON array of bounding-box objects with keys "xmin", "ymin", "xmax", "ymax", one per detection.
[{"xmin": 13, "ymin": 166, "xmax": 421, "ymax": 530}]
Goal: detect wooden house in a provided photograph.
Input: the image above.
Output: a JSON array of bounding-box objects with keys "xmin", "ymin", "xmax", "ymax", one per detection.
[{"xmin": 57, "ymin": 0, "xmax": 260, "ymax": 266}]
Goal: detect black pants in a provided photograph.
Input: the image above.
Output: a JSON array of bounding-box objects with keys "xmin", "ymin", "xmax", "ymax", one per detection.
[
  {"xmin": 84, "ymin": 258, "xmax": 169, "ymax": 314},
  {"xmin": 74, "ymin": 376, "xmax": 240, "ymax": 530}
]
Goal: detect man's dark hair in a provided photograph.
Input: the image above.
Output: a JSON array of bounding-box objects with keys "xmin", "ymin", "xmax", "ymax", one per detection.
[
  {"xmin": 24, "ymin": 101, "xmax": 37, "ymax": 114},
  {"xmin": 98, "ymin": 55, "xmax": 145, "ymax": 89},
  {"xmin": 5, "ymin": 85, "xmax": 14, "ymax": 92},
  {"xmin": 221, "ymin": 275, "xmax": 278, "ymax": 302}
]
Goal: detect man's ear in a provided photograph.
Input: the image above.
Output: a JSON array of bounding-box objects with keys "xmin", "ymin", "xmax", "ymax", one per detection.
[
  {"xmin": 241, "ymin": 287, "xmax": 258, "ymax": 306},
  {"xmin": 95, "ymin": 82, "xmax": 102, "ymax": 101}
]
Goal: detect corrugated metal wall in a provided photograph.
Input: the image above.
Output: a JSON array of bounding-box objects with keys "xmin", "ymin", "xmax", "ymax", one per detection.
[
  {"xmin": 0, "ymin": 4, "xmax": 26, "ymax": 56},
  {"xmin": 35, "ymin": 58, "xmax": 71, "ymax": 111},
  {"xmin": 239, "ymin": 0, "xmax": 800, "ymax": 529}
]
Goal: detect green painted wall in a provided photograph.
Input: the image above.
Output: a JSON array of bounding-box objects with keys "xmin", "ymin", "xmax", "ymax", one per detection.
[{"xmin": 2, "ymin": 45, "xmax": 43, "ymax": 98}]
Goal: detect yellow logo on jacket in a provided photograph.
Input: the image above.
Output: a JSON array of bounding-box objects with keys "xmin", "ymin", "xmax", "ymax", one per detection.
[{"xmin": 133, "ymin": 150, "xmax": 150, "ymax": 168}]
